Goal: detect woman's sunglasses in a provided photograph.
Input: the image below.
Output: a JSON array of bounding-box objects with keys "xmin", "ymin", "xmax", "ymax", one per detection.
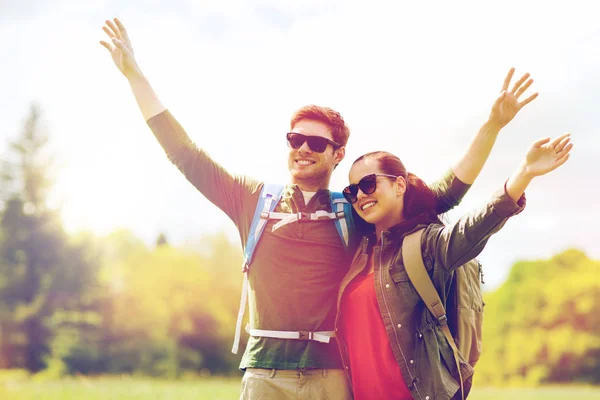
[
  {"xmin": 286, "ymin": 132, "xmax": 341, "ymax": 153},
  {"xmin": 342, "ymin": 174, "xmax": 398, "ymax": 204}
]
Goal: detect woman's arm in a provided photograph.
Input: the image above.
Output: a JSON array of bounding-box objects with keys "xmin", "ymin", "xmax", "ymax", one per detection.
[
  {"xmin": 424, "ymin": 133, "xmax": 573, "ymax": 272},
  {"xmin": 430, "ymin": 68, "xmax": 539, "ymax": 213}
]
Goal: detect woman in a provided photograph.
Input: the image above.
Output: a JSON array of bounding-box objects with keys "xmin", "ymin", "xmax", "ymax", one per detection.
[{"xmin": 334, "ymin": 134, "xmax": 572, "ymax": 400}]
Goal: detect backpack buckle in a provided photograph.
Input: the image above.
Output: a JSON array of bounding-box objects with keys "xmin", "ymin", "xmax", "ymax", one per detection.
[
  {"xmin": 437, "ymin": 315, "xmax": 448, "ymax": 326},
  {"xmin": 298, "ymin": 331, "xmax": 313, "ymax": 340},
  {"xmin": 297, "ymin": 212, "xmax": 310, "ymax": 221}
]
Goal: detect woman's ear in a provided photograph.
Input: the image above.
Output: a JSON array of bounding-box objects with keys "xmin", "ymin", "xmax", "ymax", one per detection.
[{"xmin": 396, "ymin": 176, "xmax": 407, "ymax": 196}]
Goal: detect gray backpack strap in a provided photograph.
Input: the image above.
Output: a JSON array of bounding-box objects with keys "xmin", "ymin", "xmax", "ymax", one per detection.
[{"xmin": 402, "ymin": 229, "xmax": 465, "ymax": 400}]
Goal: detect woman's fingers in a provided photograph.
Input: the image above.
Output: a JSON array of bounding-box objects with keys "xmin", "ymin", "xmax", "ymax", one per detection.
[
  {"xmin": 491, "ymin": 91, "xmax": 507, "ymax": 111},
  {"xmin": 532, "ymin": 137, "xmax": 551, "ymax": 148},
  {"xmin": 510, "ymin": 72, "xmax": 531, "ymax": 94},
  {"xmin": 549, "ymin": 133, "xmax": 571, "ymax": 150},
  {"xmin": 557, "ymin": 142, "xmax": 574, "ymax": 158},
  {"xmin": 553, "ymin": 153, "xmax": 571, "ymax": 170},
  {"xmin": 501, "ymin": 68, "xmax": 515, "ymax": 92},
  {"xmin": 553, "ymin": 134, "xmax": 572, "ymax": 153},
  {"xmin": 518, "ymin": 92, "xmax": 538, "ymax": 109},
  {"xmin": 514, "ymin": 78, "xmax": 533, "ymax": 99}
]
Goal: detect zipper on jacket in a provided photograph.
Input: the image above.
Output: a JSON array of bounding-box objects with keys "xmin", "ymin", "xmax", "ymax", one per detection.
[
  {"xmin": 478, "ymin": 260, "xmax": 485, "ymax": 284},
  {"xmin": 378, "ymin": 232, "xmax": 423, "ymax": 399}
]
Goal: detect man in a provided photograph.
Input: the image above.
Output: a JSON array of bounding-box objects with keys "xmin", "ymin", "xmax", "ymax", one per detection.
[{"xmin": 100, "ymin": 17, "xmax": 537, "ymax": 400}]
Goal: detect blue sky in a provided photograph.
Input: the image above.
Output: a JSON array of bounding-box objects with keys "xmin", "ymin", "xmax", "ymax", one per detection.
[{"xmin": 1, "ymin": 0, "xmax": 599, "ymax": 290}]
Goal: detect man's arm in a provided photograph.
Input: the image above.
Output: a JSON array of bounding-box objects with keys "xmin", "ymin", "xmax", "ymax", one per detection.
[
  {"xmin": 100, "ymin": 18, "xmax": 165, "ymax": 120},
  {"xmin": 99, "ymin": 18, "xmax": 261, "ymax": 227},
  {"xmin": 430, "ymin": 68, "xmax": 539, "ymax": 213}
]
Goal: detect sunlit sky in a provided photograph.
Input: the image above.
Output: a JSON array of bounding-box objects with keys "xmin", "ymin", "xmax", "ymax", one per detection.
[{"xmin": 1, "ymin": 0, "xmax": 599, "ymax": 289}]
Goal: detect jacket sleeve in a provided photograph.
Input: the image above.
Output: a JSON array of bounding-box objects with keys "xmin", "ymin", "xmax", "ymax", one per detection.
[
  {"xmin": 147, "ymin": 110, "xmax": 261, "ymax": 228},
  {"xmin": 422, "ymin": 183, "xmax": 526, "ymax": 273},
  {"xmin": 428, "ymin": 169, "xmax": 471, "ymax": 214}
]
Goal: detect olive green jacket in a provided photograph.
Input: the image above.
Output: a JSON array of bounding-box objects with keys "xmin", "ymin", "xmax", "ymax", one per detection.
[{"xmin": 335, "ymin": 188, "xmax": 526, "ymax": 400}]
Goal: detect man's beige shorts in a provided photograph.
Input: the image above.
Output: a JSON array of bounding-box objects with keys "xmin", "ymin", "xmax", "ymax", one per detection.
[{"xmin": 240, "ymin": 368, "xmax": 352, "ymax": 400}]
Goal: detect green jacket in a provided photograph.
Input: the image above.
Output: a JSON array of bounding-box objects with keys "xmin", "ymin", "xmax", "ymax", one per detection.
[{"xmin": 335, "ymin": 188, "xmax": 526, "ymax": 400}]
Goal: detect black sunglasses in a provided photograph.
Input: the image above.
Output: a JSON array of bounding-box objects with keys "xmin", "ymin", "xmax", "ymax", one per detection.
[
  {"xmin": 286, "ymin": 132, "xmax": 341, "ymax": 153},
  {"xmin": 342, "ymin": 174, "xmax": 398, "ymax": 204}
]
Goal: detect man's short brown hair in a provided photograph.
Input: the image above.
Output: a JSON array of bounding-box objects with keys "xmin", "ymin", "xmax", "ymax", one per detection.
[{"xmin": 290, "ymin": 105, "xmax": 350, "ymax": 147}]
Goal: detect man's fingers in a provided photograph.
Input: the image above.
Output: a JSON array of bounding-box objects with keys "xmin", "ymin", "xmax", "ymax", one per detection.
[
  {"xmin": 519, "ymin": 92, "xmax": 538, "ymax": 109},
  {"xmin": 501, "ymin": 67, "xmax": 516, "ymax": 92},
  {"xmin": 114, "ymin": 18, "xmax": 131, "ymax": 43},
  {"xmin": 102, "ymin": 26, "xmax": 116, "ymax": 39},
  {"xmin": 99, "ymin": 40, "xmax": 113, "ymax": 52},
  {"xmin": 510, "ymin": 72, "xmax": 531, "ymax": 94},
  {"xmin": 106, "ymin": 19, "xmax": 121, "ymax": 38},
  {"xmin": 515, "ymin": 78, "xmax": 533, "ymax": 98},
  {"xmin": 111, "ymin": 37, "xmax": 128, "ymax": 54}
]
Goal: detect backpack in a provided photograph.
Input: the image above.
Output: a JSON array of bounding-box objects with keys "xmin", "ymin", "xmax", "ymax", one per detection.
[
  {"xmin": 231, "ymin": 183, "xmax": 356, "ymax": 354},
  {"xmin": 402, "ymin": 229, "xmax": 485, "ymax": 400}
]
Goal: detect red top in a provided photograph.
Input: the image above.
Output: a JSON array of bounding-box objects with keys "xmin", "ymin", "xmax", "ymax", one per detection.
[{"xmin": 340, "ymin": 273, "xmax": 413, "ymax": 400}]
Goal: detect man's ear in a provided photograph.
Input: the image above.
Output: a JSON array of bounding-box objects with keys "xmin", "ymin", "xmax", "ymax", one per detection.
[
  {"xmin": 396, "ymin": 176, "xmax": 407, "ymax": 196},
  {"xmin": 334, "ymin": 146, "xmax": 345, "ymax": 166},
  {"xmin": 333, "ymin": 147, "xmax": 346, "ymax": 169}
]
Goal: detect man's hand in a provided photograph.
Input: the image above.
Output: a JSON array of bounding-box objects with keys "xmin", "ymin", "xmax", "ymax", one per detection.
[
  {"xmin": 100, "ymin": 18, "xmax": 142, "ymax": 80},
  {"xmin": 489, "ymin": 68, "xmax": 539, "ymax": 130}
]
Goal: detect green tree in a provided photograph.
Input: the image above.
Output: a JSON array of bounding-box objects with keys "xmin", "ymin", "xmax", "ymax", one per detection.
[
  {"xmin": 155, "ymin": 232, "xmax": 169, "ymax": 248},
  {"xmin": 477, "ymin": 249, "xmax": 600, "ymax": 385},
  {"xmin": 0, "ymin": 105, "xmax": 101, "ymax": 373}
]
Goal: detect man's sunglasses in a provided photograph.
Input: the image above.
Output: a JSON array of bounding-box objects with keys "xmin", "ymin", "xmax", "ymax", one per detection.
[
  {"xmin": 286, "ymin": 132, "xmax": 341, "ymax": 153},
  {"xmin": 342, "ymin": 174, "xmax": 398, "ymax": 204}
]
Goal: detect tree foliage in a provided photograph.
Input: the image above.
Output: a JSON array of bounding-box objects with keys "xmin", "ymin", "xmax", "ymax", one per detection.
[{"xmin": 477, "ymin": 249, "xmax": 600, "ymax": 385}]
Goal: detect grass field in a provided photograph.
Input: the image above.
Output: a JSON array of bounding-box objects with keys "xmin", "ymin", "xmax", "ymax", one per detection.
[{"xmin": 0, "ymin": 376, "xmax": 598, "ymax": 399}]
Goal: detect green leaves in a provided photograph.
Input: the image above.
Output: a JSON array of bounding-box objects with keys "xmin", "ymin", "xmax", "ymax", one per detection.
[{"xmin": 477, "ymin": 249, "xmax": 600, "ymax": 385}]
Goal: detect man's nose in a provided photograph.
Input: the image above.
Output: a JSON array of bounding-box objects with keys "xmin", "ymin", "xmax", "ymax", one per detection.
[{"xmin": 298, "ymin": 140, "xmax": 312, "ymax": 154}]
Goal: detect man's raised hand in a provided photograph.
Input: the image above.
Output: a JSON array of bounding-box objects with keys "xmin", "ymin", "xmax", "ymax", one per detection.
[{"xmin": 99, "ymin": 18, "xmax": 142, "ymax": 80}]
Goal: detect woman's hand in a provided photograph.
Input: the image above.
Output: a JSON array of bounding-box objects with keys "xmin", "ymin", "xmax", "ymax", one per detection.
[
  {"xmin": 488, "ymin": 68, "xmax": 539, "ymax": 130},
  {"xmin": 505, "ymin": 133, "xmax": 573, "ymax": 201},
  {"xmin": 522, "ymin": 133, "xmax": 572, "ymax": 178}
]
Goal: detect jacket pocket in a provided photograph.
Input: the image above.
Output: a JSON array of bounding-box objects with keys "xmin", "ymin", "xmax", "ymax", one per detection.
[
  {"xmin": 390, "ymin": 267, "xmax": 410, "ymax": 282},
  {"xmin": 389, "ymin": 265, "xmax": 421, "ymax": 307}
]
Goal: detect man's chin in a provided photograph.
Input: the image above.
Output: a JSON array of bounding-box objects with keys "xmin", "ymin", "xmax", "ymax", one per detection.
[
  {"xmin": 290, "ymin": 169, "xmax": 328, "ymax": 186},
  {"xmin": 291, "ymin": 169, "xmax": 316, "ymax": 180}
]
